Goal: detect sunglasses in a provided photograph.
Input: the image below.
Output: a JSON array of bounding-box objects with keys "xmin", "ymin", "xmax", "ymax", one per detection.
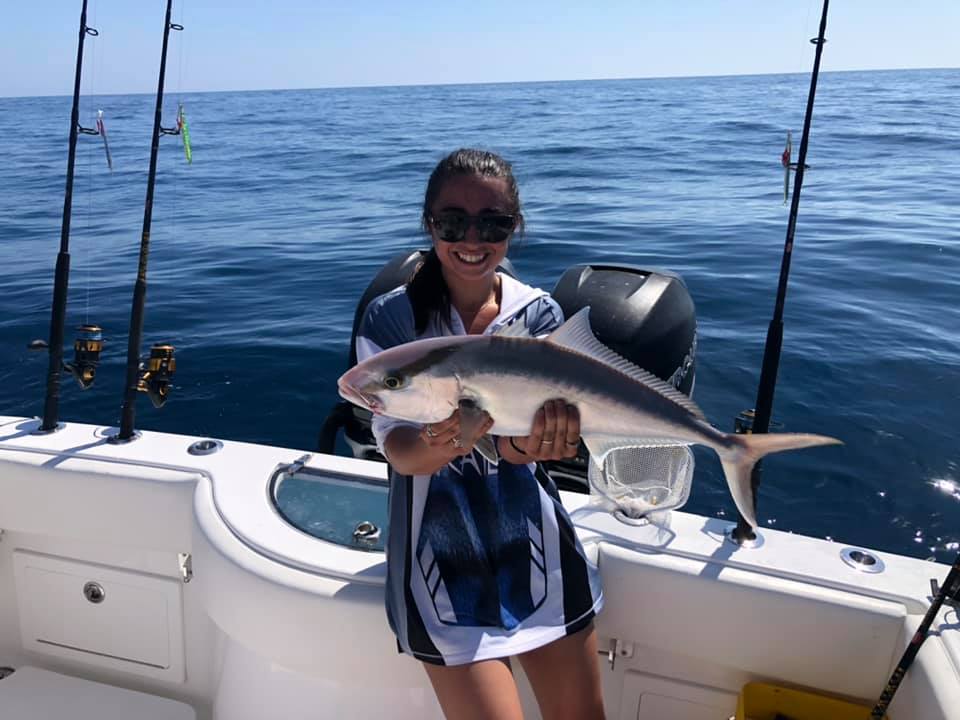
[{"xmin": 428, "ymin": 211, "xmax": 518, "ymax": 244}]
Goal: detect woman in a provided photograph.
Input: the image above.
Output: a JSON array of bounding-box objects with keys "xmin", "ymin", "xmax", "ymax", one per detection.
[{"xmin": 355, "ymin": 149, "xmax": 605, "ymax": 720}]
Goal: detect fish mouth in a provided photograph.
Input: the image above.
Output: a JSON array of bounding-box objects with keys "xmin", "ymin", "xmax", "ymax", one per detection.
[{"xmin": 337, "ymin": 377, "xmax": 383, "ymax": 414}]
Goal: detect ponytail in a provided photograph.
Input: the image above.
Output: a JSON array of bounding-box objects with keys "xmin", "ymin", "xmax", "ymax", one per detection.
[{"xmin": 406, "ymin": 248, "xmax": 451, "ymax": 335}]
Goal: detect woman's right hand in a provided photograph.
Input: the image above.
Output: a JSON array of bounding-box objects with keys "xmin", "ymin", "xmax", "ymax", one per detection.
[
  {"xmin": 420, "ymin": 408, "xmax": 493, "ymax": 458},
  {"xmin": 385, "ymin": 408, "xmax": 494, "ymax": 475}
]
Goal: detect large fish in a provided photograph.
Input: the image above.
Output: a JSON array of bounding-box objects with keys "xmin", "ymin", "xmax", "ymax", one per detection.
[{"xmin": 338, "ymin": 308, "xmax": 840, "ymax": 528}]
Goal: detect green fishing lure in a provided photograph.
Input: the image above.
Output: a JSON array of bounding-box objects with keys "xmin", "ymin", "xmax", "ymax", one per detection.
[{"xmin": 178, "ymin": 103, "xmax": 192, "ymax": 164}]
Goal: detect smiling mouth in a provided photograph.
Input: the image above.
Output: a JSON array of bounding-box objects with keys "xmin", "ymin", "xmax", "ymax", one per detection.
[{"xmin": 454, "ymin": 250, "xmax": 488, "ymax": 265}]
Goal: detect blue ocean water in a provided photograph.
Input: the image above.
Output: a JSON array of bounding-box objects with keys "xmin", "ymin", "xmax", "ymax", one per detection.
[{"xmin": 1, "ymin": 70, "xmax": 958, "ymax": 561}]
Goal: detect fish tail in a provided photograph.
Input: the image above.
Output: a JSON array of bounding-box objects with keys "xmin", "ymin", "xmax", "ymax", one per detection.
[{"xmin": 719, "ymin": 433, "xmax": 841, "ymax": 529}]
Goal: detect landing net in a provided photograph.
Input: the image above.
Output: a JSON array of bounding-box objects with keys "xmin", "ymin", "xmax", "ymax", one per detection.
[{"xmin": 588, "ymin": 444, "xmax": 694, "ymax": 520}]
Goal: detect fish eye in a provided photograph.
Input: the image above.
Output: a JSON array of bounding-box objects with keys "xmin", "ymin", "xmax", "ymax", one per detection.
[{"xmin": 383, "ymin": 373, "xmax": 405, "ymax": 390}]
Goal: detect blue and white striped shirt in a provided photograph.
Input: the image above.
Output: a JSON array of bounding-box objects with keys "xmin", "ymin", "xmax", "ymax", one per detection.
[{"xmin": 355, "ymin": 273, "xmax": 603, "ymax": 666}]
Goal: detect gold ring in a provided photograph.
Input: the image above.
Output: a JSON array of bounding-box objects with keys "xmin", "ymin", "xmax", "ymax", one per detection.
[{"xmin": 541, "ymin": 440, "xmax": 554, "ymax": 445}]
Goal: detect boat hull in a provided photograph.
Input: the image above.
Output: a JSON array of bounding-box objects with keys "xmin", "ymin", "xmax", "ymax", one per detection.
[{"xmin": 0, "ymin": 416, "xmax": 957, "ymax": 719}]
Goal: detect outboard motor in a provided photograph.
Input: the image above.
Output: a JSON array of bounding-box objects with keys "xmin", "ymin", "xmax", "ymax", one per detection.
[
  {"xmin": 543, "ymin": 264, "xmax": 697, "ymax": 492},
  {"xmin": 317, "ymin": 250, "xmax": 518, "ymax": 460}
]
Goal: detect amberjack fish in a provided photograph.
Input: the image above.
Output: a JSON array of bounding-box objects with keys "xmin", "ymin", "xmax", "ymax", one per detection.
[{"xmin": 338, "ymin": 308, "xmax": 840, "ymax": 528}]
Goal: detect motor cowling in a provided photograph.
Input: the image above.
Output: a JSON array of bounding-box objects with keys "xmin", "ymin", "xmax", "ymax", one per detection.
[{"xmin": 544, "ymin": 264, "xmax": 697, "ymax": 491}]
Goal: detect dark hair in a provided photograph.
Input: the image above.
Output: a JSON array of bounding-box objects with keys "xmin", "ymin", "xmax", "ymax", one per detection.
[{"xmin": 407, "ymin": 149, "xmax": 524, "ymax": 334}]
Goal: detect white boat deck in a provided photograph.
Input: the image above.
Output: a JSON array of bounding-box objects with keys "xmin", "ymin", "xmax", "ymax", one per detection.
[{"xmin": 0, "ymin": 415, "xmax": 957, "ymax": 719}]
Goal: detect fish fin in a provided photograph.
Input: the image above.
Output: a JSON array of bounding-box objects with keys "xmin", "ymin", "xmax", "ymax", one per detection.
[
  {"xmin": 474, "ymin": 434, "xmax": 499, "ymax": 465},
  {"xmin": 492, "ymin": 316, "xmax": 532, "ymax": 338},
  {"xmin": 458, "ymin": 397, "xmax": 485, "ymax": 421},
  {"xmin": 457, "ymin": 399, "xmax": 498, "ymax": 464},
  {"xmin": 721, "ymin": 432, "xmax": 842, "ymax": 529},
  {"xmin": 547, "ymin": 307, "xmax": 706, "ymax": 421}
]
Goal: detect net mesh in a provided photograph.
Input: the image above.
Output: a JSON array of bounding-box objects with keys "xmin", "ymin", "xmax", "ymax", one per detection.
[{"xmin": 588, "ymin": 444, "xmax": 694, "ymax": 519}]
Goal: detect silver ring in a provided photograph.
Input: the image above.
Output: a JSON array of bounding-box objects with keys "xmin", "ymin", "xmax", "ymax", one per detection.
[
  {"xmin": 565, "ymin": 440, "xmax": 579, "ymax": 447},
  {"xmin": 452, "ymin": 437, "xmax": 463, "ymax": 448},
  {"xmin": 541, "ymin": 440, "xmax": 554, "ymax": 445},
  {"xmin": 425, "ymin": 426, "xmax": 437, "ymax": 438}
]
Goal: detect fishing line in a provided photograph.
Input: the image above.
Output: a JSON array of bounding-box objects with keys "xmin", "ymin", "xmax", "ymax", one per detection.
[
  {"xmin": 732, "ymin": 0, "xmax": 831, "ymax": 542},
  {"xmin": 168, "ymin": 0, "xmax": 189, "ymax": 245},
  {"xmin": 177, "ymin": 0, "xmax": 186, "ymax": 97},
  {"xmin": 114, "ymin": 0, "xmax": 184, "ymax": 442},
  {"xmin": 178, "ymin": 0, "xmax": 193, "ymax": 168},
  {"xmin": 37, "ymin": 0, "xmax": 107, "ymax": 430},
  {"xmin": 778, "ymin": 0, "xmax": 818, "ymax": 208},
  {"xmin": 797, "ymin": 0, "xmax": 816, "ymax": 75},
  {"xmin": 82, "ymin": 0, "xmax": 98, "ymax": 324}
]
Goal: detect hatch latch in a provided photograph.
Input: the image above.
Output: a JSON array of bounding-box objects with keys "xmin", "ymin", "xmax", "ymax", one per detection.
[
  {"xmin": 598, "ymin": 637, "xmax": 634, "ymax": 670},
  {"xmin": 178, "ymin": 553, "xmax": 193, "ymax": 583}
]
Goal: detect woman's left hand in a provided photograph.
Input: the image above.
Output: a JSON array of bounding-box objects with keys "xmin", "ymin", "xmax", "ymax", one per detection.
[{"xmin": 510, "ymin": 399, "xmax": 581, "ymax": 461}]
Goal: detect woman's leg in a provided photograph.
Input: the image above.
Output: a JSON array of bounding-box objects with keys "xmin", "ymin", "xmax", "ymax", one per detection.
[
  {"xmin": 516, "ymin": 623, "xmax": 606, "ymax": 720},
  {"xmin": 423, "ymin": 657, "xmax": 525, "ymax": 720}
]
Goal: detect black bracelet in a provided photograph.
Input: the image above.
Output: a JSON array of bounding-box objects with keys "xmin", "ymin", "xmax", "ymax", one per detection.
[{"xmin": 508, "ymin": 436, "xmax": 528, "ymax": 456}]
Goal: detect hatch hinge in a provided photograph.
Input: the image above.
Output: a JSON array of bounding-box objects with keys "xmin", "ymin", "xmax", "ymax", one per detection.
[
  {"xmin": 286, "ymin": 453, "xmax": 312, "ymax": 476},
  {"xmin": 178, "ymin": 552, "xmax": 193, "ymax": 583},
  {"xmin": 598, "ymin": 637, "xmax": 634, "ymax": 670}
]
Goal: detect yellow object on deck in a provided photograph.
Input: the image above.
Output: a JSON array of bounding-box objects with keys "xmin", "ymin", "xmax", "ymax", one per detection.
[{"xmin": 735, "ymin": 682, "xmax": 886, "ymax": 720}]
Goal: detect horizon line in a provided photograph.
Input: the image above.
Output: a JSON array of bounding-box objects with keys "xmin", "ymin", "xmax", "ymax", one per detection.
[{"xmin": 2, "ymin": 65, "xmax": 957, "ymax": 101}]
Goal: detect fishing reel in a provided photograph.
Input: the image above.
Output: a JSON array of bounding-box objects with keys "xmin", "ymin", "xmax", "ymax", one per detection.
[
  {"xmin": 137, "ymin": 344, "xmax": 176, "ymax": 408},
  {"xmin": 66, "ymin": 325, "xmax": 104, "ymax": 389},
  {"xmin": 28, "ymin": 324, "xmax": 104, "ymax": 389},
  {"xmin": 733, "ymin": 409, "xmax": 783, "ymax": 435}
]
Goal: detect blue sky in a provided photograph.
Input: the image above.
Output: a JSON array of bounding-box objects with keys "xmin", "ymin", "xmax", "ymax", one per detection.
[{"xmin": 3, "ymin": 1, "xmax": 958, "ymax": 97}]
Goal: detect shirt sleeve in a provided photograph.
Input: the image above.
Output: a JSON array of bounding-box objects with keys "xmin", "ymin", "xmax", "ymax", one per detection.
[
  {"xmin": 522, "ymin": 295, "xmax": 565, "ymax": 337},
  {"xmin": 354, "ymin": 291, "xmax": 423, "ymax": 452}
]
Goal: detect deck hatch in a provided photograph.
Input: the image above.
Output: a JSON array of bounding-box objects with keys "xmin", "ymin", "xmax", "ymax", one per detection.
[
  {"xmin": 271, "ymin": 466, "xmax": 389, "ymax": 552},
  {"xmin": 12, "ymin": 550, "xmax": 185, "ymax": 682}
]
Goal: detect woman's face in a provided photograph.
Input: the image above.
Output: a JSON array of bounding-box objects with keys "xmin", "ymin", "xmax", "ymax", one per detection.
[{"xmin": 429, "ymin": 174, "xmax": 515, "ymax": 287}]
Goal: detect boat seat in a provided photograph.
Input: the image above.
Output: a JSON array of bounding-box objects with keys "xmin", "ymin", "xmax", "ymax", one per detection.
[{"xmin": 0, "ymin": 666, "xmax": 195, "ymax": 719}]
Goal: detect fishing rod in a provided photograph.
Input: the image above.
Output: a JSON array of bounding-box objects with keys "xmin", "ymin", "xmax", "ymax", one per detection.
[
  {"xmin": 870, "ymin": 552, "xmax": 960, "ymax": 718},
  {"xmin": 730, "ymin": 0, "xmax": 830, "ymax": 544},
  {"xmin": 34, "ymin": 0, "xmax": 105, "ymax": 433},
  {"xmin": 112, "ymin": 0, "xmax": 182, "ymax": 442}
]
